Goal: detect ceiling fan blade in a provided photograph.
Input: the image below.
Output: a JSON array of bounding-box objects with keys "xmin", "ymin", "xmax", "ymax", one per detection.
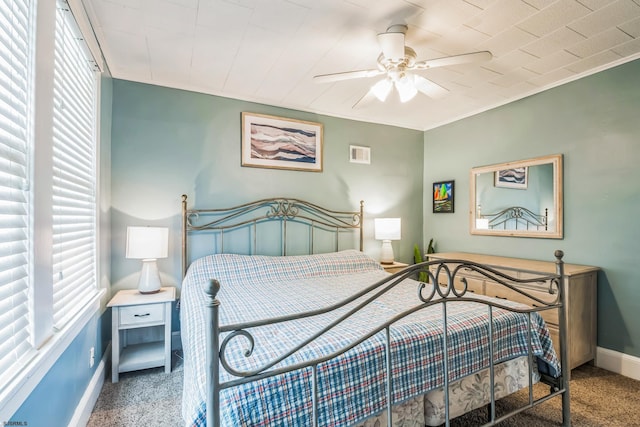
[
  {"xmin": 414, "ymin": 51, "xmax": 492, "ymax": 69},
  {"xmin": 377, "ymin": 31, "xmax": 405, "ymax": 61},
  {"xmin": 313, "ymin": 68, "xmax": 383, "ymax": 84},
  {"xmin": 413, "ymin": 75, "xmax": 449, "ymax": 99},
  {"xmin": 352, "ymin": 88, "xmax": 378, "ymax": 109}
]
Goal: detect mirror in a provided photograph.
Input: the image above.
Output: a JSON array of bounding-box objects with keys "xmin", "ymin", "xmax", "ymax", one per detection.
[{"xmin": 470, "ymin": 154, "xmax": 563, "ymax": 239}]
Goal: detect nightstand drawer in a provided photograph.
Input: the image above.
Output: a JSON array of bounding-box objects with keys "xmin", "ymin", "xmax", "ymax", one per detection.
[{"xmin": 119, "ymin": 303, "xmax": 165, "ymax": 326}]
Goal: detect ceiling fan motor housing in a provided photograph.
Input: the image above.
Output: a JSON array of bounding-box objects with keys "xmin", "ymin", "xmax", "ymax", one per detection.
[{"xmin": 377, "ymin": 46, "xmax": 417, "ymax": 80}]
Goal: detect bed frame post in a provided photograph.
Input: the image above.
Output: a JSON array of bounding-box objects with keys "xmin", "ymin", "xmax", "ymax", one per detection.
[
  {"xmin": 555, "ymin": 250, "xmax": 571, "ymax": 426},
  {"xmin": 182, "ymin": 194, "xmax": 188, "ymax": 279},
  {"xmin": 205, "ymin": 279, "xmax": 222, "ymax": 427},
  {"xmin": 359, "ymin": 200, "xmax": 364, "ymax": 252}
]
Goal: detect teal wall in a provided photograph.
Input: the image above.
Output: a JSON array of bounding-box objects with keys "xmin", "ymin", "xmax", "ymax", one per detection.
[
  {"xmin": 109, "ymin": 79, "xmax": 425, "ymax": 301},
  {"xmin": 11, "ymin": 315, "xmax": 105, "ymax": 426},
  {"xmin": 423, "ymin": 58, "xmax": 640, "ymax": 358}
]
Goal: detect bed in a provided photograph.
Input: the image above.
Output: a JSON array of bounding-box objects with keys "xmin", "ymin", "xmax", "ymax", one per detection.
[{"xmin": 179, "ymin": 195, "xmax": 570, "ymax": 427}]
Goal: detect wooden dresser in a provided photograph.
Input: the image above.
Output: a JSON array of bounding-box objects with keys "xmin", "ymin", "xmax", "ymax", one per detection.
[{"xmin": 428, "ymin": 252, "xmax": 599, "ymax": 372}]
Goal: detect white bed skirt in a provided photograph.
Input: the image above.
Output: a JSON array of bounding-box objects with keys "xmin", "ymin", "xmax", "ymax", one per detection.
[{"xmin": 357, "ymin": 355, "xmax": 537, "ymax": 427}]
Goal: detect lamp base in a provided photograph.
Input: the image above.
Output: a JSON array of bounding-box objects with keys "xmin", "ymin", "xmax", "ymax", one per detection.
[
  {"xmin": 380, "ymin": 240, "xmax": 395, "ymax": 264},
  {"xmin": 137, "ymin": 259, "xmax": 162, "ymax": 294}
]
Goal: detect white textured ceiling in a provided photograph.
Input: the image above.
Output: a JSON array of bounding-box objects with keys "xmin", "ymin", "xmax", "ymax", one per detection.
[{"xmin": 83, "ymin": 0, "xmax": 640, "ymax": 131}]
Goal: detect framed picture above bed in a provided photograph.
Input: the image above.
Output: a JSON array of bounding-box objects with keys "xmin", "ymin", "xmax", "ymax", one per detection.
[
  {"xmin": 241, "ymin": 112, "xmax": 323, "ymax": 172},
  {"xmin": 433, "ymin": 180, "xmax": 454, "ymax": 213}
]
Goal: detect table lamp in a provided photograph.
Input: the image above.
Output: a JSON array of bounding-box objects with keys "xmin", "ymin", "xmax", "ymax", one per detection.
[
  {"xmin": 374, "ymin": 218, "xmax": 401, "ymax": 264},
  {"xmin": 126, "ymin": 226, "xmax": 169, "ymax": 294}
]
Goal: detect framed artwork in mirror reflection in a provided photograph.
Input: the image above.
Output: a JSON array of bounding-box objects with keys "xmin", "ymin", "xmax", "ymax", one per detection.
[{"xmin": 495, "ymin": 167, "xmax": 528, "ymax": 189}]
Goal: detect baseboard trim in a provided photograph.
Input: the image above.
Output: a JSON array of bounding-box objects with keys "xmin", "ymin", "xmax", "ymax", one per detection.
[
  {"xmin": 595, "ymin": 346, "xmax": 640, "ymax": 381},
  {"xmin": 68, "ymin": 343, "xmax": 110, "ymax": 427}
]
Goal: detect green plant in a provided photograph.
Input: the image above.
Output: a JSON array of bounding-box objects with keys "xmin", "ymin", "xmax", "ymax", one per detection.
[
  {"xmin": 426, "ymin": 238, "xmax": 435, "ymax": 255},
  {"xmin": 413, "ymin": 244, "xmax": 429, "ymax": 282},
  {"xmin": 413, "ymin": 244, "xmax": 423, "ymax": 263}
]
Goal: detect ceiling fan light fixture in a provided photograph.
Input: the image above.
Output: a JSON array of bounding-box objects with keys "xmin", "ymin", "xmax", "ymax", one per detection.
[
  {"xmin": 314, "ymin": 25, "xmax": 493, "ymax": 108},
  {"xmin": 371, "ymin": 78, "xmax": 393, "ymax": 102},
  {"xmin": 395, "ymin": 75, "xmax": 417, "ymax": 102}
]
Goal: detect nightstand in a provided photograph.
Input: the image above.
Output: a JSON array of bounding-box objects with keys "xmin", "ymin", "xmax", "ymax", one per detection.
[
  {"xmin": 107, "ymin": 287, "xmax": 176, "ymax": 383},
  {"xmin": 381, "ymin": 261, "xmax": 409, "ymax": 274}
]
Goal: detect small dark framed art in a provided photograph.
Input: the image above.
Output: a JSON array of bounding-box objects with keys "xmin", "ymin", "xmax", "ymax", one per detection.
[{"xmin": 433, "ymin": 180, "xmax": 454, "ymax": 213}]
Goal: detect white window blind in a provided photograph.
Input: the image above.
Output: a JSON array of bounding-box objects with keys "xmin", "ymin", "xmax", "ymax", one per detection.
[
  {"xmin": 51, "ymin": 2, "xmax": 97, "ymax": 329},
  {"xmin": 0, "ymin": 0, "xmax": 35, "ymax": 390}
]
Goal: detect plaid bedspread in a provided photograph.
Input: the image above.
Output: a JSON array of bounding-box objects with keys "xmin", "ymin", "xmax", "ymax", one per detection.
[{"xmin": 180, "ymin": 250, "xmax": 559, "ymax": 427}]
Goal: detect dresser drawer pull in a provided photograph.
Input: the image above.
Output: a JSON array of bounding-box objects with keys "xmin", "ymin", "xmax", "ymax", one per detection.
[
  {"xmin": 493, "ymin": 295, "xmax": 507, "ymax": 300},
  {"xmin": 134, "ymin": 313, "xmax": 151, "ymax": 317}
]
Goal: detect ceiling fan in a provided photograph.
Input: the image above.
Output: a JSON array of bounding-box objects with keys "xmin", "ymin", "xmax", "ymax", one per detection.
[{"xmin": 313, "ymin": 24, "xmax": 492, "ymax": 107}]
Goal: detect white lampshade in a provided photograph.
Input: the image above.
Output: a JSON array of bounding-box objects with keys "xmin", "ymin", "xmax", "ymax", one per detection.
[
  {"xmin": 374, "ymin": 218, "xmax": 401, "ymax": 241},
  {"xmin": 375, "ymin": 218, "xmax": 401, "ymax": 265},
  {"xmin": 126, "ymin": 226, "xmax": 169, "ymax": 294},
  {"xmin": 476, "ymin": 218, "xmax": 490, "ymax": 230},
  {"xmin": 126, "ymin": 226, "xmax": 169, "ymax": 259}
]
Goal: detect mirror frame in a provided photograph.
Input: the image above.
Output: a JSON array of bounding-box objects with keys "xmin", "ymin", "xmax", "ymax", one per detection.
[{"xmin": 469, "ymin": 154, "xmax": 563, "ymax": 239}]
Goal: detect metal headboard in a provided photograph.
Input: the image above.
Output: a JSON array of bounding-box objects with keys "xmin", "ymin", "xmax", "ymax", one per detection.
[
  {"xmin": 181, "ymin": 195, "xmax": 364, "ymax": 277},
  {"xmin": 481, "ymin": 206, "xmax": 548, "ymax": 231}
]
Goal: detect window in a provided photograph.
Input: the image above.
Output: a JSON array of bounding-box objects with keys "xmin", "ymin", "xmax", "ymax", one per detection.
[
  {"xmin": 51, "ymin": 2, "xmax": 98, "ymax": 329},
  {"xmin": 0, "ymin": 0, "xmax": 36, "ymax": 391},
  {"xmin": 0, "ymin": 0, "xmax": 102, "ymax": 415}
]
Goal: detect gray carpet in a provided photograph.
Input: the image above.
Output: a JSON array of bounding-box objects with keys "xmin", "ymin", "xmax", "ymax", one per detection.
[
  {"xmin": 88, "ymin": 353, "xmax": 640, "ymax": 426},
  {"xmin": 87, "ymin": 351, "xmax": 184, "ymax": 427}
]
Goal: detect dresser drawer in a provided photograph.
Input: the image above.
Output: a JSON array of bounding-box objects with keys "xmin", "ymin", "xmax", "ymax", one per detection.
[
  {"xmin": 459, "ymin": 264, "xmax": 517, "ymax": 281},
  {"xmin": 119, "ymin": 303, "xmax": 165, "ymax": 326},
  {"xmin": 430, "ymin": 266, "xmax": 484, "ymax": 294},
  {"xmin": 437, "ymin": 278, "xmax": 484, "ymax": 295},
  {"xmin": 453, "ymin": 276, "xmax": 483, "ymax": 294},
  {"xmin": 445, "ymin": 264, "xmax": 491, "ymax": 281},
  {"xmin": 484, "ymin": 281, "xmax": 559, "ymax": 326}
]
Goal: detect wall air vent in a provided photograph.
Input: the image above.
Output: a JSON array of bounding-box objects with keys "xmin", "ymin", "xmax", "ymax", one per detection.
[{"xmin": 349, "ymin": 145, "xmax": 371, "ymax": 164}]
